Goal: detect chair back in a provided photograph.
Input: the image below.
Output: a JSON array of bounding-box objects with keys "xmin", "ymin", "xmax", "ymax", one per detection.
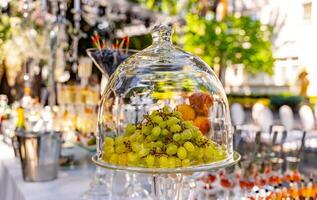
[
  {"xmin": 231, "ymin": 103, "xmax": 245, "ymax": 126},
  {"xmin": 257, "ymin": 107, "xmax": 274, "ymax": 132},
  {"xmin": 252, "ymin": 102, "xmax": 265, "ymax": 124},
  {"xmin": 299, "ymin": 105, "xmax": 315, "ymax": 131},
  {"xmin": 279, "ymin": 105, "xmax": 294, "ymax": 131}
]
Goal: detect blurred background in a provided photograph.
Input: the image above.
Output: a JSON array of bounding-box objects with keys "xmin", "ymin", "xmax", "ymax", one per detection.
[
  {"xmin": 0, "ymin": 0, "xmax": 316, "ymax": 105},
  {"xmin": 1, "ymin": 1, "xmax": 317, "ymax": 200}
]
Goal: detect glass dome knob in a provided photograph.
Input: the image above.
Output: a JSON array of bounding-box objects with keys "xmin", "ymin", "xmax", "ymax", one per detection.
[{"xmin": 151, "ymin": 24, "xmax": 172, "ymax": 44}]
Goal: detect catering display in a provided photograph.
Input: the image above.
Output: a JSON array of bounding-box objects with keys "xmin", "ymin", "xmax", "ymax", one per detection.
[
  {"xmin": 87, "ymin": 24, "xmax": 240, "ymax": 199},
  {"xmin": 1, "ymin": 0, "xmax": 317, "ymax": 199}
]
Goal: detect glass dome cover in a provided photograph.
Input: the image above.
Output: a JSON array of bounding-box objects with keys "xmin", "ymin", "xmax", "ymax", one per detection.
[{"xmin": 94, "ymin": 25, "xmax": 239, "ymax": 173}]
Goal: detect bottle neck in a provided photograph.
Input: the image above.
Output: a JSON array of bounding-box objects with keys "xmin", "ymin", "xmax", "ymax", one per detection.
[{"xmin": 16, "ymin": 107, "xmax": 25, "ymax": 130}]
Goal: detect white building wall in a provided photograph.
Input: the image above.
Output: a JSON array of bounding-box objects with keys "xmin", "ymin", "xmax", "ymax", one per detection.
[{"xmin": 226, "ymin": 0, "xmax": 317, "ymax": 96}]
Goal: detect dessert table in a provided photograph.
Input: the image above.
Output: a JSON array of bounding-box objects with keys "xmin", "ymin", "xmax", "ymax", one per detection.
[{"xmin": 0, "ymin": 140, "xmax": 93, "ymax": 200}]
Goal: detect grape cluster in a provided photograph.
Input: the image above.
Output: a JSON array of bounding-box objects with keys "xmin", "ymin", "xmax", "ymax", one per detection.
[{"xmin": 102, "ymin": 106, "xmax": 227, "ymax": 168}]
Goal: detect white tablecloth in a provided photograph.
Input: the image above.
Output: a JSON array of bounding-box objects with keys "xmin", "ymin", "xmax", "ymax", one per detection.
[{"xmin": 0, "ymin": 141, "xmax": 94, "ymax": 200}]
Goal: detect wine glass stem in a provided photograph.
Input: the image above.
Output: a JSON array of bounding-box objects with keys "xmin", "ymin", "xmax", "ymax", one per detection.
[
  {"xmin": 151, "ymin": 174, "xmax": 184, "ymax": 200},
  {"xmin": 175, "ymin": 173, "xmax": 183, "ymax": 200},
  {"xmin": 132, "ymin": 173, "xmax": 142, "ymax": 189},
  {"xmin": 152, "ymin": 175, "xmax": 159, "ymax": 200},
  {"xmin": 109, "ymin": 170, "xmax": 115, "ymax": 200}
]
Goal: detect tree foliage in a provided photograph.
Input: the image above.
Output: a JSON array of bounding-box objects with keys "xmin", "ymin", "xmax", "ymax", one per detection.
[
  {"xmin": 182, "ymin": 13, "xmax": 274, "ymax": 75},
  {"xmin": 136, "ymin": 0, "xmax": 275, "ymax": 76}
]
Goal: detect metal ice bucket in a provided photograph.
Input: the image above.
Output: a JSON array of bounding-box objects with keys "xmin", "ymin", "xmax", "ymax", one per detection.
[{"xmin": 14, "ymin": 131, "xmax": 61, "ymax": 182}]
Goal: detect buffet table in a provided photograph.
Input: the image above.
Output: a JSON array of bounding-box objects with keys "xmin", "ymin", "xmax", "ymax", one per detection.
[{"xmin": 0, "ymin": 141, "xmax": 93, "ymax": 200}]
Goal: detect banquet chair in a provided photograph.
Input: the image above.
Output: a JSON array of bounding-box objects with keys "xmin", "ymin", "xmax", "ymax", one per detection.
[
  {"xmin": 230, "ymin": 103, "xmax": 245, "ymax": 149},
  {"xmin": 239, "ymin": 103, "xmax": 267, "ymax": 142},
  {"xmin": 299, "ymin": 105, "xmax": 315, "ymax": 131},
  {"xmin": 279, "ymin": 105, "xmax": 294, "ymax": 132},
  {"xmin": 252, "ymin": 102, "xmax": 265, "ymax": 125},
  {"xmin": 296, "ymin": 105, "xmax": 315, "ymax": 156},
  {"xmin": 239, "ymin": 106, "xmax": 274, "ymax": 153},
  {"xmin": 231, "ymin": 103, "xmax": 245, "ymax": 127},
  {"xmin": 277, "ymin": 105, "xmax": 305, "ymax": 145},
  {"xmin": 257, "ymin": 107, "xmax": 274, "ymax": 133}
]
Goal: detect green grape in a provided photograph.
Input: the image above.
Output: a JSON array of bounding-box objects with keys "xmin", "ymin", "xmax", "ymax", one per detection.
[
  {"xmin": 173, "ymin": 133, "xmax": 181, "ymax": 142},
  {"xmin": 184, "ymin": 121, "xmax": 194, "ymax": 129},
  {"xmin": 125, "ymin": 124, "xmax": 136, "ymax": 135},
  {"xmin": 102, "ymin": 153, "xmax": 110, "ymax": 162},
  {"xmin": 181, "ymin": 159, "xmax": 190, "ymax": 167},
  {"xmin": 144, "ymin": 142, "xmax": 154, "ymax": 149},
  {"xmin": 196, "ymin": 147, "xmax": 204, "ymax": 159},
  {"xmin": 159, "ymin": 156, "xmax": 169, "ymax": 168},
  {"xmin": 155, "ymin": 141, "xmax": 164, "ymax": 148},
  {"xmin": 175, "ymin": 157, "xmax": 182, "ymax": 167},
  {"xmin": 177, "ymin": 147, "xmax": 188, "ymax": 160},
  {"xmin": 167, "ymin": 117, "xmax": 180, "ymax": 127},
  {"xmin": 123, "ymin": 136, "xmax": 131, "ymax": 144},
  {"xmin": 152, "ymin": 116, "xmax": 163, "ymax": 124},
  {"xmin": 149, "ymin": 134, "xmax": 159, "ymax": 141},
  {"xmin": 127, "ymin": 152, "xmax": 138, "ymax": 164},
  {"xmin": 130, "ymin": 130, "xmax": 141, "ymax": 141},
  {"xmin": 166, "ymin": 144, "xmax": 178, "ymax": 155},
  {"xmin": 151, "ymin": 126, "xmax": 161, "ymax": 137},
  {"xmin": 135, "ymin": 133, "xmax": 144, "ymax": 142},
  {"xmin": 145, "ymin": 155, "xmax": 155, "ymax": 167},
  {"xmin": 170, "ymin": 124, "xmax": 181, "ymax": 133},
  {"xmin": 131, "ymin": 142, "xmax": 142, "ymax": 152},
  {"xmin": 104, "ymin": 137, "xmax": 114, "ymax": 146},
  {"xmin": 190, "ymin": 129, "xmax": 200, "ymax": 139},
  {"xmin": 104, "ymin": 145, "xmax": 114, "ymax": 154},
  {"xmin": 196, "ymin": 158, "xmax": 204, "ymax": 165},
  {"xmin": 129, "ymin": 133, "xmax": 137, "ymax": 141},
  {"xmin": 150, "ymin": 110, "xmax": 160, "ymax": 117},
  {"xmin": 162, "ymin": 106, "xmax": 171, "ymax": 114},
  {"xmin": 118, "ymin": 153, "xmax": 128, "ymax": 165},
  {"xmin": 161, "ymin": 129, "xmax": 169, "ymax": 136},
  {"xmin": 181, "ymin": 129, "xmax": 192, "ymax": 140},
  {"xmin": 141, "ymin": 124, "xmax": 152, "ymax": 135},
  {"xmin": 109, "ymin": 153, "xmax": 118, "ymax": 164},
  {"xmin": 187, "ymin": 151, "xmax": 196, "ymax": 161},
  {"xmin": 217, "ymin": 151, "xmax": 227, "ymax": 161},
  {"xmin": 138, "ymin": 148, "xmax": 150, "ymax": 158},
  {"xmin": 204, "ymin": 146, "xmax": 216, "ymax": 160},
  {"xmin": 173, "ymin": 111, "xmax": 182, "ymax": 118},
  {"xmin": 168, "ymin": 157, "xmax": 176, "ymax": 168},
  {"xmin": 145, "ymin": 135, "xmax": 152, "ymax": 142},
  {"xmin": 184, "ymin": 141, "xmax": 195, "ymax": 152},
  {"xmin": 115, "ymin": 136, "xmax": 124, "ymax": 145},
  {"xmin": 106, "ymin": 107, "xmax": 227, "ymax": 168},
  {"xmin": 159, "ymin": 121, "xmax": 167, "ymax": 128},
  {"xmin": 115, "ymin": 144, "xmax": 126, "ymax": 154}
]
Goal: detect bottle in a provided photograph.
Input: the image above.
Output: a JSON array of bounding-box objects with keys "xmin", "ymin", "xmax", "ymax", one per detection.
[
  {"xmin": 298, "ymin": 179, "xmax": 306, "ymax": 199},
  {"xmin": 288, "ymin": 180, "xmax": 299, "ymax": 199},
  {"xmin": 274, "ymin": 184, "xmax": 282, "ymax": 200},
  {"xmin": 306, "ymin": 176, "xmax": 314, "ymax": 199},
  {"xmin": 16, "ymin": 107, "xmax": 26, "ymax": 132}
]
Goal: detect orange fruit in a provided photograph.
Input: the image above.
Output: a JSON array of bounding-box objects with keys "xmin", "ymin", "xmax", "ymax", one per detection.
[
  {"xmin": 194, "ymin": 116, "xmax": 210, "ymax": 135},
  {"xmin": 189, "ymin": 92, "xmax": 213, "ymax": 116},
  {"xmin": 176, "ymin": 104, "xmax": 196, "ymax": 121}
]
